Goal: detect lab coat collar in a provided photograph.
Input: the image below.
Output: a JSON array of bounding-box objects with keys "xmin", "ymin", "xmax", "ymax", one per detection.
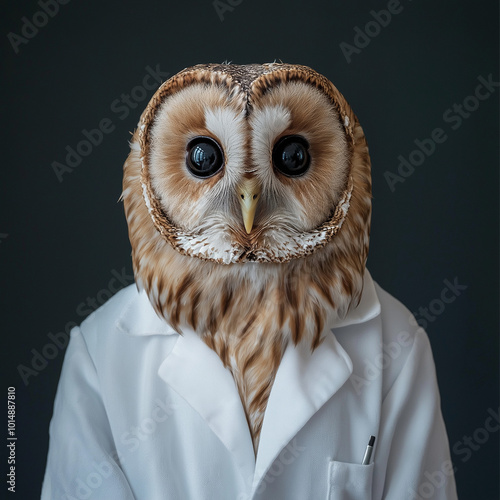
[
  {"xmin": 117, "ymin": 270, "xmax": 380, "ymax": 337},
  {"xmin": 116, "ymin": 288, "xmax": 178, "ymax": 336},
  {"xmin": 336, "ymin": 268, "xmax": 380, "ymax": 328},
  {"xmin": 117, "ymin": 271, "xmax": 380, "ymax": 492}
]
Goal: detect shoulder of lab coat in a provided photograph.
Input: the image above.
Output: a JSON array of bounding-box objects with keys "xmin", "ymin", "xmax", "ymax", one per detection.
[
  {"xmin": 40, "ymin": 291, "xmax": 138, "ymax": 500},
  {"xmin": 369, "ymin": 283, "xmax": 458, "ymax": 499},
  {"xmin": 41, "ymin": 272, "xmax": 458, "ymax": 500}
]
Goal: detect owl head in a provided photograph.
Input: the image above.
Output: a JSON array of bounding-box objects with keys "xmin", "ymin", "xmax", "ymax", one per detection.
[{"xmin": 122, "ymin": 63, "xmax": 371, "ymax": 347}]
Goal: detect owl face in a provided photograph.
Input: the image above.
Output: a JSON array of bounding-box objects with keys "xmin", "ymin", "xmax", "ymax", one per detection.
[{"xmin": 141, "ymin": 64, "xmax": 355, "ymax": 264}]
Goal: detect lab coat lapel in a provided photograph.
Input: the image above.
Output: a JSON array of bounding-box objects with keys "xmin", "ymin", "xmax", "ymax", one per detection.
[
  {"xmin": 157, "ymin": 326, "xmax": 256, "ymax": 483},
  {"xmin": 251, "ymin": 328, "xmax": 353, "ymax": 494},
  {"xmin": 251, "ymin": 270, "xmax": 380, "ymax": 494}
]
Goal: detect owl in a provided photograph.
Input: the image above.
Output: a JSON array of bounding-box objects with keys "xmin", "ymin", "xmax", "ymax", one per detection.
[{"xmin": 121, "ymin": 63, "xmax": 371, "ymax": 453}]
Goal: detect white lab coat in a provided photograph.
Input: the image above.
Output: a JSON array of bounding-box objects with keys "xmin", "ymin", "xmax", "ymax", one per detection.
[{"xmin": 41, "ymin": 271, "xmax": 458, "ymax": 500}]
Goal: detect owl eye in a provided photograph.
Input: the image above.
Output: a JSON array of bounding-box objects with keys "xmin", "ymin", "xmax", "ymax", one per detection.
[
  {"xmin": 272, "ymin": 135, "xmax": 311, "ymax": 177},
  {"xmin": 186, "ymin": 137, "xmax": 224, "ymax": 178}
]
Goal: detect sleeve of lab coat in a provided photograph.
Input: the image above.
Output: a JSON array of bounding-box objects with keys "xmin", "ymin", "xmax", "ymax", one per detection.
[
  {"xmin": 41, "ymin": 326, "xmax": 136, "ymax": 500},
  {"xmin": 377, "ymin": 328, "xmax": 458, "ymax": 500}
]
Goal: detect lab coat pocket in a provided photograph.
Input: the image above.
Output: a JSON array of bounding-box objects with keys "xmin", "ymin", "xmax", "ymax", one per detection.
[{"xmin": 327, "ymin": 460, "xmax": 374, "ymax": 500}]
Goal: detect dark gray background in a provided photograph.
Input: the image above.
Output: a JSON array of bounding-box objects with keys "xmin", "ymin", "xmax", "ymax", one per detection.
[{"xmin": 2, "ymin": 0, "xmax": 498, "ymax": 498}]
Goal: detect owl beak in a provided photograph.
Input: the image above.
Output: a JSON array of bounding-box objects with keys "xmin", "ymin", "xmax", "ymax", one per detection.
[{"xmin": 237, "ymin": 178, "xmax": 260, "ymax": 234}]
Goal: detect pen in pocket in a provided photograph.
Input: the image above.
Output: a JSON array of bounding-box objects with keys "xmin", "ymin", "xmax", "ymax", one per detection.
[{"xmin": 362, "ymin": 435, "xmax": 376, "ymax": 465}]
